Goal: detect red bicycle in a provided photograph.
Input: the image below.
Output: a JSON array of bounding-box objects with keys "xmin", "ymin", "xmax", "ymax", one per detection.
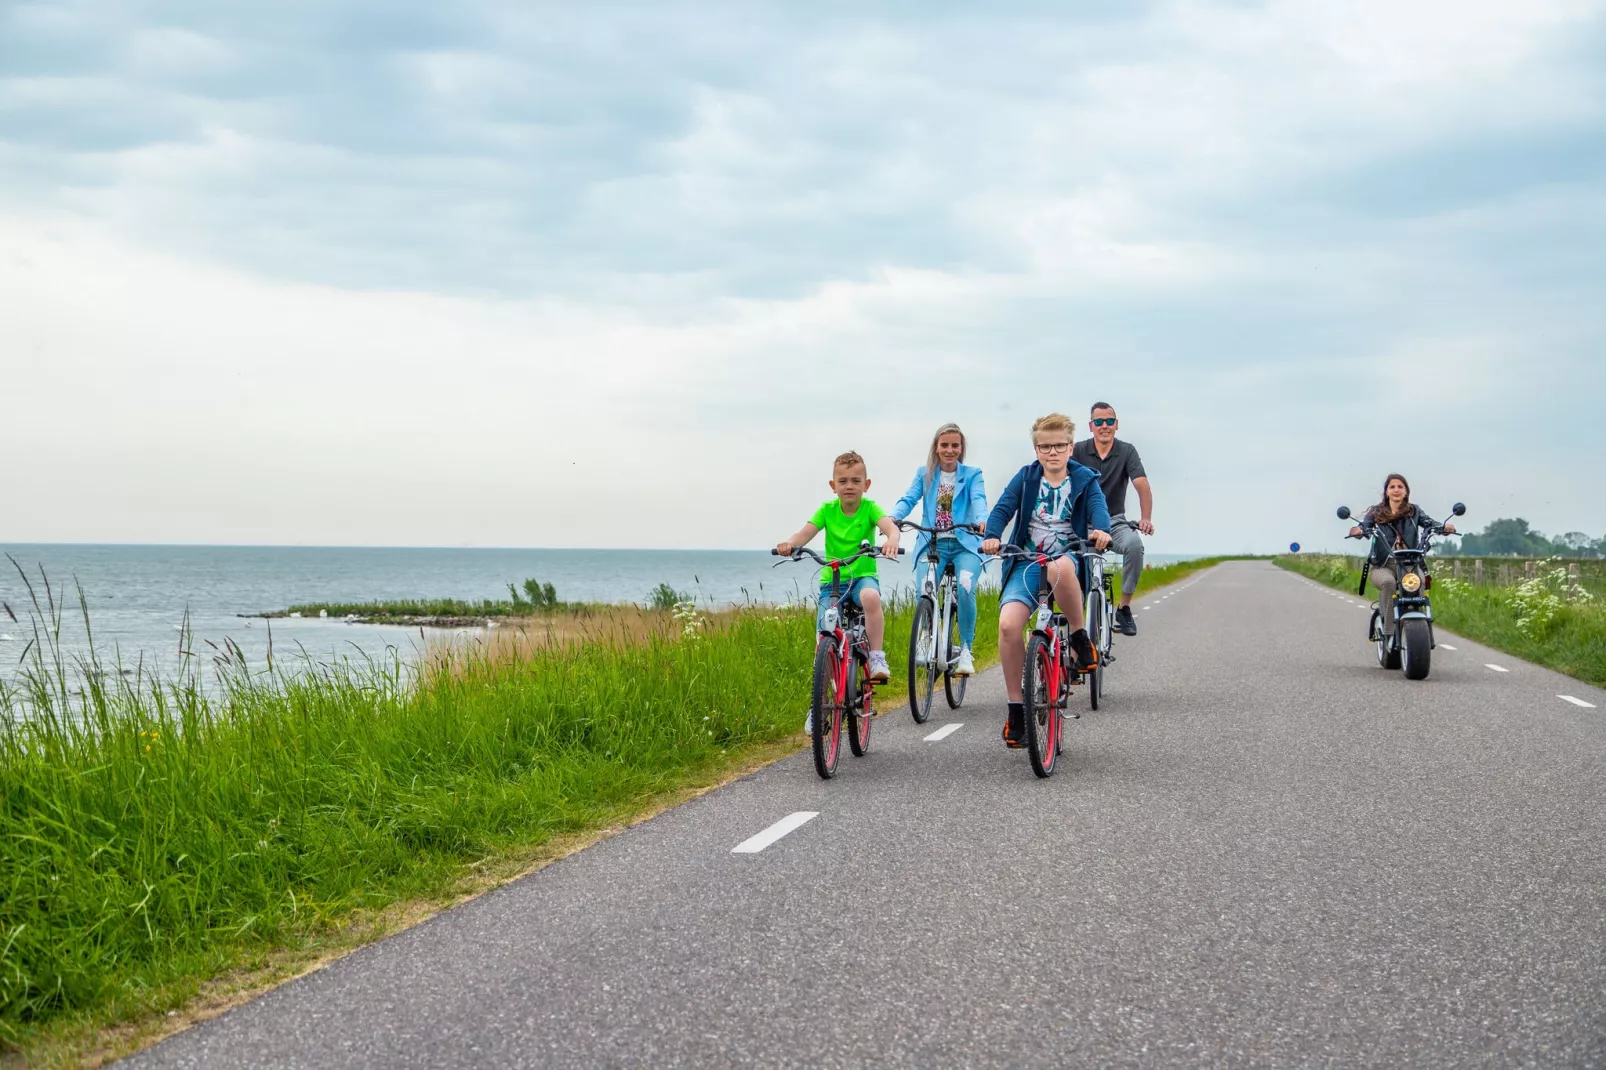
[
  {"xmin": 773, "ymin": 542, "xmax": 902, "ymax": 779},
  {"xmin": 995, "ymin": 543, "xmax": 1095, "ymax": 778}
]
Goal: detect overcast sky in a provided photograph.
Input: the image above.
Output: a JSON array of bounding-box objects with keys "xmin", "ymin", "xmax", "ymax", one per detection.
[{"xmin": 2, "ymin": 0, "xmax": 1603, "ymax": 554}]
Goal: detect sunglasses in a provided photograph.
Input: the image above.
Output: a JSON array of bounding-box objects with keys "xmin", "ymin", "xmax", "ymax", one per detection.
[{"xmin": 1090, "ymin": 418, "xmax": 1116, "ymax": 428}]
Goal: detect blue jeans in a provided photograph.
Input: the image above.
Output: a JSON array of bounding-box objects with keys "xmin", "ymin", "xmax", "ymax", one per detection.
[
  {"xmin": 817, "ymin": 576, "xmax": 880, "ymax": 631},
  {"xmin": 1001, "ymin": 555, "xmax": 1090, "ymax": 611},
  {"xmin": 917, "ymin": 540, "xmax": 981, "ymax": 646}
]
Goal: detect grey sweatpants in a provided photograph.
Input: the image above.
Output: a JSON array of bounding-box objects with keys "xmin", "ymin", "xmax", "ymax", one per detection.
[{"xmin": 1109, "ymin": 515, "xmax": 1145, "ymax": 600}]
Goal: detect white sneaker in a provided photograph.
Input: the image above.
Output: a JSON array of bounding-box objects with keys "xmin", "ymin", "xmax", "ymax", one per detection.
[
  {"xmin": 955, "ymin": 647, "xmax": 975, "ymax": 676},
  {"xmin": 868, "ymin": 650, "xmax": 891, "ymax": 683}
]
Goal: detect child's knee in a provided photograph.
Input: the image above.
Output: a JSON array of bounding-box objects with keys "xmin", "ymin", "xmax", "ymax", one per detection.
[{"xmin": 958, "ymin": 569, "xmax": 975, "ymax": 593}]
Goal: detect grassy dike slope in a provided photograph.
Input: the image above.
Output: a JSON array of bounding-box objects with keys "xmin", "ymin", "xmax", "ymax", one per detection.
[
  {"xmin": 1275, "ymin": 555, "xmax": 1606, "ymax": 687},
  {"xmin": 2, "ymin": 555, "xmax": 1241, "ymax": 1066}
]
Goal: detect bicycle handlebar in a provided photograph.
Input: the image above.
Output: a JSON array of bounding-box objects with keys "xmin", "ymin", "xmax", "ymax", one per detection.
[
  {"xmin": 992, "ymin": 543, "xmax": 1090, "ymax": 562},
  {"xmin": 895, "ymin": 520, "xmax": 984, "ymax": 536},
  {"xmin": 771, "ymin": 544, "xmax": 906, "ymax": 568}
]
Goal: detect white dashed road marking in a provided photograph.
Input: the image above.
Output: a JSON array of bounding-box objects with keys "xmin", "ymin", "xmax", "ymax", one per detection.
[
  {"xmin": 1558, "ymin": 695, "xmax": 1597, "ymax": 709},
  {"xmin": 732, "ymin": 812, "xmax": 819, "ymax": 854},
  {"xmin": 924, "ymin": 724, "xmax": 964, "ymax": 742},
  {"xmin": 1440, "ymin": 644, "xmax": 1457, "ymax": 651},
  {"xmin": 1485, "ymin": 664, "xmax": 1509, "ymax": 674}
]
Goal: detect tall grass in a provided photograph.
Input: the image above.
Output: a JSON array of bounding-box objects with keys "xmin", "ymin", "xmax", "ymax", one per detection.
[
  {"xmin": 1276, "ymin": 554, "xmax": 1606, "ymax": 686},
  {"xmin": 0, "ymin": 554, "xmax": 1235, "ymax": 1058}
]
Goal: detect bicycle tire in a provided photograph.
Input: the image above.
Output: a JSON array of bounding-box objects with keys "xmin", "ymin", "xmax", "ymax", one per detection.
[
  {"xmin": 943, "ymin": 598, "xmax": 967, "ymax": 709},
  {"xmin": 847, "ymin": 654, "xmax": 873, "ymax": 756},
  {"xmin": 908, "ymin": 596, "xmax": 936, "ymax": 723},
  {"xmin": 1022, "ymin": 633, "xmax": 1059, "ymax": 778},
  {"xmin": 1087, "ymin": 588, "xmax": 1104, "ymax": 711},
  {"xmin": 810, "ymin": 639, "xmax": 843, "ymax": 779}
]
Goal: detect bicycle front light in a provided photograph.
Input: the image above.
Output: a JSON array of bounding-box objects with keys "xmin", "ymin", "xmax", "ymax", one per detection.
[{"xmin": 1400, "ymin": 572, "xmax": 1423, "ymax": 593}]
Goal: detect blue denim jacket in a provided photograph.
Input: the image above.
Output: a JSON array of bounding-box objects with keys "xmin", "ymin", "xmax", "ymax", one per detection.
[
  {"xmin": 984, "ymin": 461, "xmax": 1111, "ymax": 588},
  {"xmin": 890, "ymin": 464, "xmax": 988, "ymax": 559}
]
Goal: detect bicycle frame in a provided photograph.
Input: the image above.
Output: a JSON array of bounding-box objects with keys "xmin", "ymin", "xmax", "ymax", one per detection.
[{"xmin": 817, "ymin": 561, "xmax": 870, "ymax": 704}]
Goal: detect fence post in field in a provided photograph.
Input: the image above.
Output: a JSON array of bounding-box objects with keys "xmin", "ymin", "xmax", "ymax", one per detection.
[
  {"xmin": 1475, "ymin": 559, "xmax": 1484, "ymax": 585},
  {"xmin": 1525, "ymin": 560, "xmax": 1537, "ymax": 582},
  {"xmin": 1500, "ymin": 563, "xmax": 1512, "ymax": 587},
  {"xmin": 1454, "ymin": 559, "xmax": 1463, "ymax": 581},
  {"xmin": 1569, "ymin": 562, "xmax": 1581, "ymax": 590}
]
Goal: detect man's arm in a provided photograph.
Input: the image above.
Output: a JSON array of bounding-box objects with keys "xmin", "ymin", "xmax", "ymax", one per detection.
[{"xmin": 1132, "ymin": 476, "xmax": 1154, "ymax": 536}]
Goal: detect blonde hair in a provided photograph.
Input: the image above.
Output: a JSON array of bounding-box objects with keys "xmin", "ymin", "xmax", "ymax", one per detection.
[
  {"xmin": 1030, "ymin": 413, "xmax": 1075, "ymax": 441},
  {"xmin": 833, "ymin": 450, "xmax": 867, "ymax": 475},
  {"xmin": 923, "ymin": 423, "xmax": 966, "ymax": 489}
]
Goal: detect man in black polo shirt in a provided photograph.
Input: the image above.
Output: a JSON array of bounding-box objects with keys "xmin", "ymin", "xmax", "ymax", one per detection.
[{"xmin": 1071, "ymin": 402, "xmax": 1152, "ymax": 635}]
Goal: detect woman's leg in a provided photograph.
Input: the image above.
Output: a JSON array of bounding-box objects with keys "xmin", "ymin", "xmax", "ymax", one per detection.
[
  {"xmin": 1371, "ymin": 565, "xmax": 1398, "ymax": 635},
  {"xmin": 940, "ymin": 542, "xmax": 982, "ymax": 647}
]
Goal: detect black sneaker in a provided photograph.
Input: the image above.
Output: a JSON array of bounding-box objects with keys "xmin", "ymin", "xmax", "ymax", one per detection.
[
  {"xmin": 1069, "ymin": 629, "xmax": 1096, "ymax": 672},
  {"xmin": 1002, "ymin": 704, "xmax": 1026, "ymax": 748},
  {"xmin": 1115, "ymin": 605, "xmax": 1137, "ymax": 636}
]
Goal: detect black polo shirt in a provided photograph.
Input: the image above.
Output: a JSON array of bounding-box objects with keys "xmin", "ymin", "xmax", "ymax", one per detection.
[{"xmin": 1072, "ymin": 438, "xmax": 1146, "ymax": 518}]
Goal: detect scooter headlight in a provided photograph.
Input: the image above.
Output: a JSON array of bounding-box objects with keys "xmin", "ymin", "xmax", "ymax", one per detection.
[{"xmin": 1400, "ymin": 572, "xmax": 1423, "ymax": 593}]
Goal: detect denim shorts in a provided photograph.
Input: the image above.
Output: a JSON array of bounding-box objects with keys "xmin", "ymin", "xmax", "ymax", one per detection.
[
  {"xmin": 817, "ymin": 576, "xmax": 880, "ymax": 631},
  {"xmin": 1000, "ymin": 557, "xmax": 1088, "ymax": 610},
  {"xmin": 1000, "ymin": 560, "xmax": 1045, "ymax": 610}
]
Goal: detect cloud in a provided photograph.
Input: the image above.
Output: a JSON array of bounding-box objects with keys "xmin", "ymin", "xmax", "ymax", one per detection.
[{"xmin": 1, "ymin": 0, "xmax": 1604, "ymax": 550}]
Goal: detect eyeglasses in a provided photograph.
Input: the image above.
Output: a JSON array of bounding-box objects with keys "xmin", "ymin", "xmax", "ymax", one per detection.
[
  {"xmin": 1034, "ymin": 441, "xmax": 1072, "ymax": 454},
  {"xmin": 1090, "ymin": 418, "xmax": 1116, "ymax": 428}
]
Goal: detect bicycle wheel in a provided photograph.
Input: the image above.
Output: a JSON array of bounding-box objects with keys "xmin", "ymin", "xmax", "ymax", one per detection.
[
  {"xmin": 810, "ymin": 639, "xmax": 844, "ymax": 779},
  {"xmin": 847, "ymin": 655, "xmax": 873, "ymax": 756},
  {"xmin": 943, "ymin": 599, "xmax": 967, "ymax": 709},
  {"xmin": 1022, "ymin": 633, "xmax": 1059, "ymax": 778},
  {"xmin": 907, "ymin": 596, "xmax": 936, "ymax": 723},
  {"xmin": 1086, "ymin": 588, "xmax": 1104, "ymax": 711}
]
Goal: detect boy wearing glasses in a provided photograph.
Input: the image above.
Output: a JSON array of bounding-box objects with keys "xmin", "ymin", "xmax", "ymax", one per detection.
[
  {"xmin": 1072, "ymin": 402, "xmax": 1151, "ymax": 636},
  {"xmin": 981, "ymin": 414, "xmax": 1112, "ymax": 748}
]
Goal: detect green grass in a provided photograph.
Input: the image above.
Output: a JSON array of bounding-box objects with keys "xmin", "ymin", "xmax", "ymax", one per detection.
[
  {"xmin": 1275, "ymin": 555, "xmax": 1606, "ymax": 687},
  {"xmin": 0, "ymin": 554, "xmax": 1241, "ymax": 1064}
]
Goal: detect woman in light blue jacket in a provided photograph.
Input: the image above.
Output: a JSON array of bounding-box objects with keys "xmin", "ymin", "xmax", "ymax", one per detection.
[{"xmin": 890, "ymin": 422, "xmax": 988, "ymax": 675}]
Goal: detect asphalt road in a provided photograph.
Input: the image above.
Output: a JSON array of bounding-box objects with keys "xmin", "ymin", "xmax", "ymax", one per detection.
[{"xmin": 123, "ymin": 562, "xmax": 1606, "ymax": 1069}]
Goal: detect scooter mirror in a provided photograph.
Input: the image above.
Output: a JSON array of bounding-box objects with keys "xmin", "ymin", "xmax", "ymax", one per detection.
[
  {"xmin": 1336, "ymin": 506, "xmax": 1352, "ymax": 520},
  {"xmin": 1452, "ymin": 502, "xmax": 1466, "ymax": 516}
]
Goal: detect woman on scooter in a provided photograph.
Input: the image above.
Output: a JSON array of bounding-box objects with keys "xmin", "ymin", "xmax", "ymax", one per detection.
[
  {"xmin": 889, "ymin": 423, "xmax": 988, "ymax": 675},
  {"xmin": 1348, "ymin": 474, "xmax": 1458, "ymax": 636}
]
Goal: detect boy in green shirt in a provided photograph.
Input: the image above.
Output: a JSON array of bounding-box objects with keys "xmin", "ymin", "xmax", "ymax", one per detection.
[{"xmin": 776, "ymin": 450, "xmax": 901, "ymax": 685}]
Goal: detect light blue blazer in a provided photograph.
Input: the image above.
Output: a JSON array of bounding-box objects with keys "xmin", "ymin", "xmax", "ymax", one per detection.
[{"xmin": 890, "ymin": 463, "xmax": 988, "ymax": 560}]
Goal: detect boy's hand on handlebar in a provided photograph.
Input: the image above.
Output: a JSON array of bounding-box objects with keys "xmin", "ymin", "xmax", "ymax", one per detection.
[
  {"xmin": 775, "ymin": 541, "xmax": 794, "ymax": 557},
  {"xmin": 981, "ymin": 537, "xmax": 1000, "ymax": 555},
  {"xmin": 1090, "ymin": 529, "xmax": 1112, "ymax": 551},
  {"xmin": 881, "ymin": 536, "xmax": 901, "ymax": 560}
]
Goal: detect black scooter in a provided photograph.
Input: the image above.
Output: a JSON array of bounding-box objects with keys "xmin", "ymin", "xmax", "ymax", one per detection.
[{"xmin": 1336, "ymin": 502, "xmax": 1466, "ymax": 680}]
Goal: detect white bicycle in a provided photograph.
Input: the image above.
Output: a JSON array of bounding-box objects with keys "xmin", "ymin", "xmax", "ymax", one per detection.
[{"xmin": 899, "ymin": 521, "xmax": 981, "ymax": 723}]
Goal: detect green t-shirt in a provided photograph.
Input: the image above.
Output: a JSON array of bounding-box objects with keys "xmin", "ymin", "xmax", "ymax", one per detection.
[{"xmin": 808, "ymin": 498, "xmax": 887, "ymax": 583}]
